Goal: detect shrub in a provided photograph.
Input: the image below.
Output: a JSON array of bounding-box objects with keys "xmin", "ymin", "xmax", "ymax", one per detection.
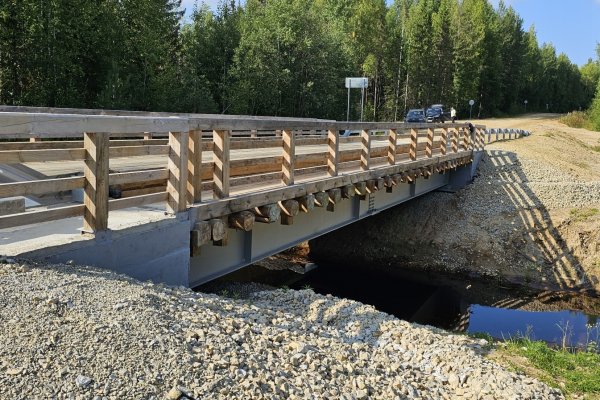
[{"xmin": 559, "ymin": 111, "xmax": 591, "ymax": 129}]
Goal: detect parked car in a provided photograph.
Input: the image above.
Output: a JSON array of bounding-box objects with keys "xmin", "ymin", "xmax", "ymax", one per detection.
[
  {"xmin": 341, "ymin": 129, "xmax": 386, "ymax": 137},
  {"xmin": 405, "ymin": 108, "xmax": 426, "ymax": 123},
  {"xmin": 426, "ymin": 104, "xmax": 450, "ymax": 123}
]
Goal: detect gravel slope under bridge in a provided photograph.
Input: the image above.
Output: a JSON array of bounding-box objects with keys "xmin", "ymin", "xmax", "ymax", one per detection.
[
  {"xmin": 310, "ymin": 114, "xmax": 600, "ymax": 292},
  {"xmin": 0, "ymin": 261, "xmax": 561, "ymax": 399}
]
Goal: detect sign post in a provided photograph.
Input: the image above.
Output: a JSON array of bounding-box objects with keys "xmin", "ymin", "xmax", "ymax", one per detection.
[
  {"xmin": 524, "ymin": 99, "xmax": 528, "ymax": 113},
  {"xmin": 345, "ymin": 77, "xmax": 368, "ymax": 122},
  {"xmin": 468, "ymin": 99, "xmax": 475, "ymax": 119}
]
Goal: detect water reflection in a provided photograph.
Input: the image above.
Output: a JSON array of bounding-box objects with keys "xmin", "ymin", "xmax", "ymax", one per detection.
[
  {"xmin": 467, "ymin": 305, "xmax": 600, "ymax": 349},
  {"xmin": 199, "ymin": 262, "xmax": 600, "ymax": 349}
]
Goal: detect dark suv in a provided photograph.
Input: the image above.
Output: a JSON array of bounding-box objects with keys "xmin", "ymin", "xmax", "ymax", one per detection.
[
  {"xmin": 405, "ymin": 108, "xmax": 426, "ymax": 123},
  {"xmin": 426, "ymin": 104, "xmax": 450, "ymax": 123}
]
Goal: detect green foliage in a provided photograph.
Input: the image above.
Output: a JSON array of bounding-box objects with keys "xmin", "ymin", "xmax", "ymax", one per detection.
[
  {"xmin": 229, "ymin": 0, "xmax": 350, "ymax": 119},
  {"xmin": 0, "ymin": 0, "xmax": 596, "ymax": 119},
  {"xmin": 590, "ymin": 80, "xmax": 600, "ymax": 131}
]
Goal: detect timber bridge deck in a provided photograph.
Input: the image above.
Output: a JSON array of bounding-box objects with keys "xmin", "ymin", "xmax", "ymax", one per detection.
[{"xmin": 0, "ymin": 107, "xmax": 502, "ymax": 286}]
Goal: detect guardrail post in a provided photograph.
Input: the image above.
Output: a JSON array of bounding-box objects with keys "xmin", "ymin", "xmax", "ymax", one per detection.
[
  {"xmin": 83, "ymin": 132, "xmax": 109, "ymax": 232},
  {"xmin": 360, "ymin": 129, "xmax": 371, "ymax": 171},
  {"xmin": 440, "ymin": 128, "xmax": 448, "ymax": 155},
  {"xmin": 426, "ymin": 127, "xmax": 434, "ymax": 158},
  {"xmin": 187, "ymin": 129, "xmax": 202, "ymax": 204},
  {"xmin": 462, "ymin": 127, "xmax": 470, "ymax": 151},
  {"xmin": 451, "ymin": 128, "xmax": 458, "ymax": 153},
  {"xmin": 477, "ymin": 128, "xmax": 485, "ymax": 150},
  {"xmin": 213, "ymin": 130, "xmax": 230, "ymax": 199},
  {"xmin": 410, "ymin": 128, "xmax": 418, "ymax": 161},
  {"xmin": 282, "ymin": 129, "xmax": 295, "ymax": 185},
  {"xmin": 167, "ymin": 130, "xmax": 189, "ymax": 214},
  {"xmin": 327, "ymin": 128, "xmax": 339, "ymax": 176},
  {"xmin": 388, "ymin": 128, "xmax": 397, "ymax": 165}
]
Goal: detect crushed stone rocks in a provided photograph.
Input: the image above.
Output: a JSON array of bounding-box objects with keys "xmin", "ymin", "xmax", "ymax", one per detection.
[{"xmin": 0, "ymin": 261, "xmax": 563, "ymax": 399}]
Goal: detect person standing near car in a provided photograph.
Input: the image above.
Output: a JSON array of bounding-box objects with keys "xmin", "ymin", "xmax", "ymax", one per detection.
[{"xmin": 450, "ymin": 107, "xmax": 457, "ymax": 123}]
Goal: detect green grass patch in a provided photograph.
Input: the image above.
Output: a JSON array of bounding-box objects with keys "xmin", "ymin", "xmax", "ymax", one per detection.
[
  {"xmin": 501, "ymin": 339, "xmax": 600, "ymax": 396},
  {"xmin": 570, "ymin": 208, "xmax": 599, "ymax": 222}
]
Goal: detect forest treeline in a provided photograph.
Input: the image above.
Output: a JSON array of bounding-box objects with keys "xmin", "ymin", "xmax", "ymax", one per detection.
[{"xmin": 1, "ymin": 0, "xmax": 599, "ymax": 121}]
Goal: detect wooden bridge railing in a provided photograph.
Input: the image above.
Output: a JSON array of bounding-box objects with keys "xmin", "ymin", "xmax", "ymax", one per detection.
[{"xmin": 0, "ymin": 110, "xmax": 486, "ymax": 233}]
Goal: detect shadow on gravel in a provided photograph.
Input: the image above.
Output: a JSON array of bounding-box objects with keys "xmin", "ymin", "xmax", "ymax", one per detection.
[
  {"xmin": 306, "ymin": 148, "xmax": 597, "ymax": 326},
  {"xmin": 484, "ymin": 149, "xmax": 593, "ymax": 291}
]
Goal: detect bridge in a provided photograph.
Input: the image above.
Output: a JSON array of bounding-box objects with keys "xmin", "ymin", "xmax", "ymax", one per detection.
[{"xmin": 0, "ymin": 107, "xmax": 501, "ymax": 287}]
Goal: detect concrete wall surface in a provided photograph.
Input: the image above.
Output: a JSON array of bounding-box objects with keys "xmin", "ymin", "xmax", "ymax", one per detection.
[{"xmin": 20, "ymin": 217, "xmax": 191, "ymax": 286}]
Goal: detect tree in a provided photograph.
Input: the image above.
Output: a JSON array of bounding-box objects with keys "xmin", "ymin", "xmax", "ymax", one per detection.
[
  {"xmin": 589, "ymin": 79, "xmax": 600, "ymax": 131},
  {"xmin": 230, "ymin": 0, "xmax": 349, "ymax": 119}
]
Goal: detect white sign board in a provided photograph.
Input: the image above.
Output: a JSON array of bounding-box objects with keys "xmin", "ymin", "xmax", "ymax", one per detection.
[
  {"xmin": 469, "ymin": 99, "xmax": 475, "ymax": 106},
  {"xmin": 345, "ymin": 77, "xmax": 368, "ymax": 89}
]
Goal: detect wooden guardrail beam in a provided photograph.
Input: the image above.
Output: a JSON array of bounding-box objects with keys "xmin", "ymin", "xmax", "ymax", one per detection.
[
  {"xmin": 327, "ymin": 129, "xmax": 339, "ymax": 177},
  {"xmin": 187, "ymin": 130, "xmax": 202, "ymax": 204},
  {"xmin": 282, "ymin": 129, "xmax": 295, "ymax": 185},
  {"xmin": 360, "ymin": 129, "xmax": 370, "ymax": 171},
  {"xmin": 83, "ymin": 132, "xmax": 109, "ymax": 232},
  {"xmin": 410, "ymin": 128, "xmax": 418, "ymax": 161},
  {"xmin": 451, "ymin": 128, "xmax": 459, "ymax": 153},
  {"xmin": 388, "ymin": 128, "xmax": 397, "ymax": 165},
  {"xmin": 440, "ymin": 128, "xmax": 448, "ymax": 156},
  {"xmin": 426, "ymin": 128, "xmax": 434, "ymax": 158},
  {"xmin": 166, "ymin": 131, "xmax": 189, "ymax": 214},
  {"xmin": 212, "ymin": 130, "xmax": 230, "ymax": 200}
]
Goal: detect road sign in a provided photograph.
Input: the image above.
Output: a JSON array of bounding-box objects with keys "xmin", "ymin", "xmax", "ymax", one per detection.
[
  {"xmin": 469, "ymin": 99, "xmax": 475, "ymax": 106},
  {"xmin": 345, "ymin": 77, "xmax": 368, "ymax": 89}
]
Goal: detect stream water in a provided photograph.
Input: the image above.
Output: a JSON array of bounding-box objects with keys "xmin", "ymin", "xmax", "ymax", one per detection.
[{"xmin": 201, "ymin": 263, "xmax": 600, "ymax": 350}]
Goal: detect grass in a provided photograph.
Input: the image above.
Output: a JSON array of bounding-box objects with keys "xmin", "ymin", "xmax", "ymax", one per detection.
[
  {"xmin": 559, "ymin": 111, "xmax": 593, "ymax": 130},
  {"xmin": 570, "ymin": 208, "xmax": 599, "ymax": 223},
  {"xmin": 498, "ymin": 338, "xmax": 600, "ymax": 397}
]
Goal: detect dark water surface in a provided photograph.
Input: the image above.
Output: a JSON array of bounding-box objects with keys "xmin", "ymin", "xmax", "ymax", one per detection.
[
  {"xmin": 291, "ymin": 264, "xmax": 600, "ymax": 349},
  {"xmin": 201, "ymin": 262, "xmax": 600, "ymax": 349}
]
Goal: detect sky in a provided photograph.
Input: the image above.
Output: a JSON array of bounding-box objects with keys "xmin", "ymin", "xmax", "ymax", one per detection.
[
  {"xmin": 490, "ymin": 0, "xmax": 600, "ymax": 66},
  {"xmin": 181, "ymin": 0, "xmax": 600, "ymax": 66}
]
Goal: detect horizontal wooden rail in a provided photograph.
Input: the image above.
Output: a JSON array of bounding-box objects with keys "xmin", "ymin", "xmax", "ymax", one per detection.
[{"xmin": 0, "ymin": 108, "xmax": 484, "ymax": 234}]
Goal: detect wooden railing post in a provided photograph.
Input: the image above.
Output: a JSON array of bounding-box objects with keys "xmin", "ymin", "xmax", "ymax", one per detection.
[
  {"xmin": 360, "ymin": 129, "xmax": 371, "ymax": 171},
  {"xmin": 440, "ymin": 128, "xmax": 448, "ymax": 155},
  {"xmin": 477, "ymin": 128, "xmax": 484, "ymax": 150},
  {"xmin": 282, "ymin": 129, "xmax": 295, "ymax": 185},
  {"xmin": 388, "ymin": 128, "xmax": 397, "ymax": 165},
  {"xmin": 409, "ymin": 128, "xmax": 418, "ymax": 161},
  {"xmin": 187, "ymin": 129, "xmax": 202, "ymax": 204},
  {"xmin": 451, "ymin": 128, "xmax": 458, "ymax": 153},
  {"xmin": 462, "ymin": 127, "xmax": 470, "ymax": 151},
  {"xmin": 327, "ymin": 129, "xmax": 339, "ymax": 176},
  {"xmin": 213, "ymin": 130, "xmax": 230, "ymax": 199},
  {"xmin": 426, "ymin": 127, "xmax": 434, "ymax": 158},
  {"xmin": 166, "ymin": 130, "xmax": 189, "ymax": 214},
  {"xmin": 83, "ymin": 132, "xmax": 109, "ymax": 232}
]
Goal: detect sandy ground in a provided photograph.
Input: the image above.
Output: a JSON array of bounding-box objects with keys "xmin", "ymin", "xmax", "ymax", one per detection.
[{"xmin": 311, "ymin": 114, "xmax": 600, "ymax": 295}]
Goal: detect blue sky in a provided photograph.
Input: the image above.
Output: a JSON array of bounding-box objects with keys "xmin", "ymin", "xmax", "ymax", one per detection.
[
  {"xmin": 181, "ymin": 0, "xmax": 600, "ymax": 66},
  {"xmin": 490, "ymin": 0, "xmax": 600, "ymax": 66}
]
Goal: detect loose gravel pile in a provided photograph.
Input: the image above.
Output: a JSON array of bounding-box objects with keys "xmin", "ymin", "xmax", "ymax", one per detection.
[{"xmin": 0, "ymin": 261, "xmax": 562, "ymax": 399}]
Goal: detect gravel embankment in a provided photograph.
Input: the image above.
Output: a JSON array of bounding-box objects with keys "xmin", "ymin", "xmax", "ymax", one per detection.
[
  {"xmin": 0, "ymin": 261, "xmax": 562, "ymax": 399},
  {"xmin": 311, "ymin": 121, "xmax": 600, "ymax": 291}
]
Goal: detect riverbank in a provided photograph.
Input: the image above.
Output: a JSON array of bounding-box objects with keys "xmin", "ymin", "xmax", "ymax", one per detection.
[
  {"xmin": 310, "ymin": 114, "xmax": 600, "ymax": 295},
  {"xmin": 0, "ymin": 260, "xmax": 562, "ymax": 399}
]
